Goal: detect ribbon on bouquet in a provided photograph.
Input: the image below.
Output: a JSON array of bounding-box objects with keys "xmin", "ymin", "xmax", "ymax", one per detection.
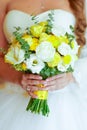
[{"xmin": 34, "ymin": 84, "xmax": 48, "ymax": 100}]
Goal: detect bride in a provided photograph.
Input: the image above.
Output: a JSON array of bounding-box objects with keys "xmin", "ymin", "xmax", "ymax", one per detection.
[{"xmin": 0, "ymin": 0, "xmax": 87, "ymax": 130}]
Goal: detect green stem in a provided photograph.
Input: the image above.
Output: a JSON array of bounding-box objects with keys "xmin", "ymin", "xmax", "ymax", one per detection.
[{"xmin": 26, "ymin": 98, "xmax": 50, "ymax": 116}]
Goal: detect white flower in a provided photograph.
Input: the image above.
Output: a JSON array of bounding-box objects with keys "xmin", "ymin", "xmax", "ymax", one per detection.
[
  {"xmin": 5, "ymin": 45, "xmax": 25, "ymax": 65},
  {"xmin": 57, "ymin": 61, "xmax": 69, "ymax": 72},
  {"xmin": 58, "ymin": 42, "xmax": 71, "ymax": 56},
  {"xmin": 71, "ymin": 40, "xmax": 80, "ymax": 54},
  {"xmin": 70, "ymin": 54, "xmax": 78, "ymax": 68},
  {"xmin": 52, "ymin": 26, "xmax": 66, "ymax": 36},
  {"xmin": 25, "ymin": 54, "xmax": 45, "ymax": 74},
  {"xmin": 36, "ymin": 41, "xmax": 55, "ymax": 62}
]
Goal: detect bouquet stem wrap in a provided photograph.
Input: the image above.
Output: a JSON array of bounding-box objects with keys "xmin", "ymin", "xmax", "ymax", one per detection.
[{"xmin": 26, "ymin": 85, "xmax": 50, "ymax": 116}]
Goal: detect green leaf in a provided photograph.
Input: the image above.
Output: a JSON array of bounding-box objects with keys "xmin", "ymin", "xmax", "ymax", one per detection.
[
  {"xmin": 21, "ymin": 43, "xmax": 29, "ymax": 51},
  {"xmin": 66, "ymin": 65, "xmax": 74, "ymax": 72},
  {"xmin": 14, "ymin": 26, "xmax": 21, "ymax": 31},
  {"xmin": 70, "ymin": 25, "xmax": 75, "ymax": 33}
]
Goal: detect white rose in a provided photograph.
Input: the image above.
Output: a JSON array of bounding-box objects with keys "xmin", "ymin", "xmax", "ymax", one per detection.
[
  {"xmin": 36, "ymin": 41, "xmax": 55, "ymax": 62},
  {"xmin": 25, "ymin": 54, "xmax": 45, "ymax": 74},
  {"xmin": 58, "ymin": 42, "xmax": 71, "ymax": 56},
  {"xmin": 5, "ymin": 45, "xmax": 25, "ymax": 65}
]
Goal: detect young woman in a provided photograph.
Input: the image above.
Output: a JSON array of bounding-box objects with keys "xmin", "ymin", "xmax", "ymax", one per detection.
[{"xmin": 0, "ymin": 0, "xmax": 87, "ymax": 130}]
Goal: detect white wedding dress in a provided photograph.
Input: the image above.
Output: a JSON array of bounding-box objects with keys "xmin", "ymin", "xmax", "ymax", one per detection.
[{"xmin": 0, "ymin": 9, "xmax": 87, "ymax": 130}]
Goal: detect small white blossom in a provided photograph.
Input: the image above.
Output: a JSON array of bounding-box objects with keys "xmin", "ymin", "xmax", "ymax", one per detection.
[
  {"xmin": 58, "ymin": 42, "xmax": 71, "ymax": 56},
  {"xmin": 36, "ymin": 41, "xmax": 55, "ymax": 62},
  {"xmin": 57, "ymin": 61, "xmax": 69, "ymax": 72},
  {"xmin": 25, "ymin": 54, "xmax": 45, "ymax": 74}
]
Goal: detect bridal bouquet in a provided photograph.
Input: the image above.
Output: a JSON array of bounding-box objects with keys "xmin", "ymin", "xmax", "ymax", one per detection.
[{"xmin": 4, "ymin": 11, "xmax": 79, "ymax": 116}]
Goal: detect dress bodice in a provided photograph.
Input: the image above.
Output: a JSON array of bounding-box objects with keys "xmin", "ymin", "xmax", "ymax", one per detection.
[
  {"xmin": 3, "ymin": 9, "xmax": 76, "ymax": 42},
  {"xmin": 3, "ymin": 9, "xmax": 87, "ymax": 63}
]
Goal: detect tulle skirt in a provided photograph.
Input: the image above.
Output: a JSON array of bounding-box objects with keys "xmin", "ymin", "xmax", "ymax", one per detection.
[{"xmin": 0, "ymin": 82, "xmax": 87, "ymax": 130}]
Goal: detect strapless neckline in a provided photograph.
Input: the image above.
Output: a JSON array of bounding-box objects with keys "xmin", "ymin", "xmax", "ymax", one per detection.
[
  {"xmin": 3, "ymin": 9, "xmax": 76, "ymax": 43},
  {"xmin": 6, "ymin": 9, "xmax": 75, "ymax": 19}
]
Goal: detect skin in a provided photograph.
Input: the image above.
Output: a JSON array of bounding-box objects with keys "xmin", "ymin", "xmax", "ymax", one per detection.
[{"xmin": 0, "ymin": 0, "xmax": 76, "ymax": 98}]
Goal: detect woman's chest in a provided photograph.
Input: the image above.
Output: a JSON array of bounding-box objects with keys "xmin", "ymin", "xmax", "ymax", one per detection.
[{"xmin": 7, "ymin": 0, "xmax": 72, "ymax": 16}]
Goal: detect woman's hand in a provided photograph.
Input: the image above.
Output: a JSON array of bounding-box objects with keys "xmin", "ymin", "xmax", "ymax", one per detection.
[
  {"xmin": 43, "ymin": 73, "xmax": 75, "ymax": 91},
  {"xmin": 21, "ymin": 74, "xmax": 47, "ymax": 98},
  {"xmin": 21, "ymin": 73, "xmax": 75, "ymax": 98}
]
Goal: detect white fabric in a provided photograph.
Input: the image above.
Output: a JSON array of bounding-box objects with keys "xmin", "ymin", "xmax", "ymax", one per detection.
[{"xmin": 0, "ymin": 9, "xmax": 87, "ymax": 130}]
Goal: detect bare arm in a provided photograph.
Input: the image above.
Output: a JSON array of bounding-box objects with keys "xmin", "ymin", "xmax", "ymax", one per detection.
[{"xmin": 0, "ymin": 0, "xmax": 23, "ymax": 85}]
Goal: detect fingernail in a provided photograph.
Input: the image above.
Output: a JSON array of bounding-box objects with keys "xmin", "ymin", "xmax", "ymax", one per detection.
[
  {"xmin": 39, "ymin": 76, "xmax": 42, "ymax": 79},
  {"xmin": 46, "ymin": 79, "xmax": 49, "ymax": 81}
]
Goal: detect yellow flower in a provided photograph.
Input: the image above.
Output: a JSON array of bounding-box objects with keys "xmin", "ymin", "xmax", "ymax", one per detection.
[
  {"xmin": 39, "ymin": 21, "xmax": 48, "ymax": 32},
  {"xmin": 39, "ymin": 33, "xmax": 50, "ymax": 42},
  {"xmin": 58, "ymin": 36, "xmax": 69, "ymax": 44},
  {"xmin": 48, "ymin": 35, "xmax": 60, "ymax": 48},
  {"xmin": 22, "ymin": 34, "xmax": 33, "ymax": 46},
  {"xmin": 22, "ymin": 63, "xmax": 27, "ymax": 71},
  {"xmin": 30, "ymin": 24, "xmax": 45, "ymax": 38},
  {"xmin": 63, "ymin": 55, "xmax": 72, "ymax": 64},
  {"xmin": 11, "ymin": 37, "xmax": 17, "ymax": 44},
  {"xmin": 30, "ymin": 38, "xmax": 39, "ymax": 51},
  {"xmin": 14, "ymin": 41, "xmax": 21, "ymax": 47},
  {"xmin": 39, "ymin": 21, "xmax": 48, "ymax": 26},
  {"xmin": 47, "ymin": 53, "xmax": 61, "ymax": 67},
  {"xmin": 70, "ymin": 41, "xmax": 75, "ymax": 49}
]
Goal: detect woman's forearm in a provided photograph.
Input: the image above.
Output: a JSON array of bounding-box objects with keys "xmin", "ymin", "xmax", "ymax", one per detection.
[{"xmin": 0, "ymin": 56, "xmax": 23, "ymax": 85}]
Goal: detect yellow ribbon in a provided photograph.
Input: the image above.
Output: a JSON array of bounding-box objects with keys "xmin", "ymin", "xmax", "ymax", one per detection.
[
  {"xmin": 34, "ymin": 90, "xmax": 48, "ymax": 100},
  {"xmin": 34, "ymin": 84, "xmax": 48, "ymax": 100}
]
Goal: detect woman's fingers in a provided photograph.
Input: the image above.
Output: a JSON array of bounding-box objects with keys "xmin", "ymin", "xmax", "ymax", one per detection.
[
  {"xmin": 22, "ymin": 79, "xmax": 47, "ymax": 86},
  {"xmin": 21, "ymin": 74, "xmax": 47, "ymax": 86},
  {"xmin": 28, "ymin": 91, "xmax": 38, "ymax": 98},
  {"xmin": 21, "ymin": 73, "xmax": 73, "ymax": 93},
  {"xmin": 26, "ymin": 85, "xmax": 41, "ymax": 91},
  {"xmin": 46, "ymin": 73, "xmax": 66, "ymax": 81},
  {"xmin": 44, "ymin": 75, "xmax": 66, "ymax": 87},
  {"xmin": 23, "ymin": 74, "xmax": 42, "ymax": 80},
  {"xmin": 21, "ymin": 74, "xmax": 66, "ymax": 92},
  {"xmin": 44, "ymin": 82, "xmax": 66, "ymax": 91}
]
